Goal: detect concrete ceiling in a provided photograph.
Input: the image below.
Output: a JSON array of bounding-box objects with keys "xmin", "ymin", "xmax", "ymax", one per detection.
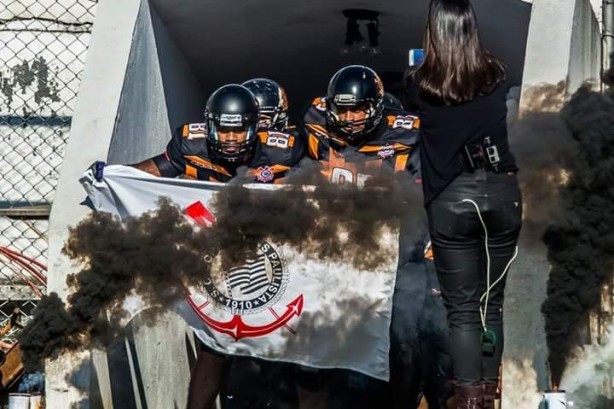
[{"xmin": 150, "ymin": 0, "xmax": 531, "ymax": 120}]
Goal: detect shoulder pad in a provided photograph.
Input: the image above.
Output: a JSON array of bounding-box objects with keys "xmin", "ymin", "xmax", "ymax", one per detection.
[{"xmin": 181, "ymin": 122, "xmax": 207, "ymax": 140}]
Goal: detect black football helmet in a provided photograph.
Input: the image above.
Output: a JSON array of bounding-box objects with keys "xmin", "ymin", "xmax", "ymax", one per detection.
[
  {"xmin": 242, "ymin": 78, "xmax": 289, "ymax": 131},
  {"xmin": 325, "ymin": 65, "xmax": 385, "ymax": 144},
  {"xmin": 204, "ymin": 84, "xmax": 259, "ymax": 163}
]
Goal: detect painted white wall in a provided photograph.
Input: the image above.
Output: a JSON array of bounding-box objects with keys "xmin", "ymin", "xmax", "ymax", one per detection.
[
  {"xmin": 568, "ymin": 0, "xmax": 602, "ymax": 92},
  {"xmin": 520, "ymin": 0, "xmax": 601, "ymax": 111},
  {"xmin": 46, "ymin": 0, "xmax": 141, "ymax": 405},
  {"xmin": 46, "ymin": 0, "xmax": 204, "ymax": 406}
]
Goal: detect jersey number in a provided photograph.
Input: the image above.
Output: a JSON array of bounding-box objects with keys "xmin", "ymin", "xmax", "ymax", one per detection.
[
  {"xmin": 331, "ymin": 168, "xmax": 371, "ymax": 187},
  {"xmin": 392, "ymin": 116, "xmax": 416, "ymax": 130},
  {"xmin": 265, "ymin": 134, "xmax": 290, "ymax": 149},
  {"xmin": 187, "ymin": 123, "xmax": 207, "ymax": 139}
]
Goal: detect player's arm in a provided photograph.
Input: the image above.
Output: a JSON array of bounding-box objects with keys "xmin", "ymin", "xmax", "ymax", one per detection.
[
  {"xmin": 128, "ymin": 154, "xmax": 179, "ymax": 177},
  {"xmin": 129, "ymin": 158, "xmax": 161, "ymax": 176},
  {"xmin": 127, "ymin": 126, "xmax": 188, "ymax": 178}
]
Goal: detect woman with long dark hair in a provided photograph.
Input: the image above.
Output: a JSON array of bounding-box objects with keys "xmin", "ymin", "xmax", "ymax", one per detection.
[{"xmin": 405, "ymin": 1, "xmax": 522, "ymax": 408}]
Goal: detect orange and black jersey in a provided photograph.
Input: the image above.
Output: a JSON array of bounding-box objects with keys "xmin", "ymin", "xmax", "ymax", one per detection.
[
  {"xmin": 157, "ymin": 123, "xmax": 304, "ymax": 183},
  {"xmin": 301, "ymin": 97, "xmax": 421, "ymax": 184}
]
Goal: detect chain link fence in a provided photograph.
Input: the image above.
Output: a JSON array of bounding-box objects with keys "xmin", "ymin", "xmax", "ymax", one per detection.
[{"xmin": 0, "ymin": 0, "xmax": 97, "ymax": 319}]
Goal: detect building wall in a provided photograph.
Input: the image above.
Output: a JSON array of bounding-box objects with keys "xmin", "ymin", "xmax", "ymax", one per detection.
[
  {"xmin": 503, "ymin": 1, "xmax": 602, "ymax": 407},
  {"xmin": 46, "ymin": 0, "xmax": 141, "ymax": 404},
  {"xmin": 46, "ymin": 0, "xmax": 203, "ymax": 406},
  {"xmin": 568, "ymin": 0, "xmax": 602, "ymax": 92},
  {"xmin": 106, "ymin": 0, "xmax": 205, "ymax": 165}
]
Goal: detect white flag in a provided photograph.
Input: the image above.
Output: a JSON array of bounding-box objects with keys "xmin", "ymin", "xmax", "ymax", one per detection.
[{"xmin": 81, "ymin": 165, "xmax": 399, "ymax": 381}]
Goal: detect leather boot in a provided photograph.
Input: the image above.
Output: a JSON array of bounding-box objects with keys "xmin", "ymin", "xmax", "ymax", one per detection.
[
  {"xmin": 482, "ymin": 382, "xmax": 498, "ymax": 409},
  {"xmin": 454, "ymin": 384, "xmax": 483, "ymax": 409}
]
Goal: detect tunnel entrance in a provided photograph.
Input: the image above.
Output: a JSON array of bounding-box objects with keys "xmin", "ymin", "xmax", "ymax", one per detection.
[{"xmin": 148, "ymin": 0, "xmax": 531, "ymax": 125}]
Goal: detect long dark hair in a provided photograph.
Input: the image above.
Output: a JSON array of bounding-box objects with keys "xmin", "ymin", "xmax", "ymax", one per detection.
[{"xmin": 414, "ymin": 0, "xmax": 506, "ymax": 105}]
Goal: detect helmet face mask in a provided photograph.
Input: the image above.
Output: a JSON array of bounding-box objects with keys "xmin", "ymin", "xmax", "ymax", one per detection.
[
  {"xmin": 204, "ymin": 85, "xmax": 259, "ymax": 163},
  {"xmin": 242, "ymin": 78, "xmax": 289, "ymax": 132},
  {"xmin": 327, "ymin": 101, "xmax": 377, "ymax": 143},
  {"xmin": 325, "ymin": 65, "xmax": 385, "ymax": 145},
  {"xmin": 207, "ymin": 123, "xmax": 254, "ymax": 160}
]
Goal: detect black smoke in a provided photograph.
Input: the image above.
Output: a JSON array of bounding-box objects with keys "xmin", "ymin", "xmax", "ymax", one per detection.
[
  {"xmin": 541, "ymin": 85, "xmax": 614, "ymax": 385},
  {"xmin": 19, "ymin": 200, "xmax": 212, "ymax": 372},
  {"xmin": 508, "ymin": 82, "xmax": 575, "ymax": 242},
  {"xmin": 19, "ymin": 166, "xmax": 422, "ymax": 372}
]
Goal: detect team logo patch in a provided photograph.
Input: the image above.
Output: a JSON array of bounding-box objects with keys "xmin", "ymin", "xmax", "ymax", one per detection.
[
  {"xmin": 256, "ymin": 166, "xmax": 275, "ymax": 183},
  {"xmin": 378, "ymin": 145, "xmax": 395, "ymax": 159},
  {"xmin": 183, "ymin": 201, "xmax": 303, "ymax": 340}
]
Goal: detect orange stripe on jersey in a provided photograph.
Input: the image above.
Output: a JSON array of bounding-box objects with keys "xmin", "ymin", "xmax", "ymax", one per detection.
[
  {"xmin": 270, "ymin": 164, "xmax": 291, "ymax": 173},
  {"xmin": 413, "ymin": 117, "xmax": 420, "ymax": 129},
  {"xmin": 395, "ymin": 153, "xmax": 409, "ymax": 172},
  {"xmin": 358, "ymin": 143, "xmax": 411, "ymax": 153},
  {"xmin": 358, "ymin": 145, "xmax": 382, "ymax": 153},
  {"xmin": 308, "ymin": 134, "xmax": 320, "ymax": 159},
  {"xmin": 182, "ymin": 125, "xmax": 189, "ymax": 137},
  {"xmin": 306, "ymin": 123, "xmax": 327, "ymax": 135},
  {"xmin": 258, "ymin": 132, "xmax": 269, "ymax": 144},
  {"xmin": 186, "ymin": 164, "xmax": 198, "ymax": 179},
  {"xmin": 288, "ymin": 136, "xmax": 295, "ymax": 147},
  {"xmin": 185, "ymin": 155, "xmax": 232, "ymax": 177}
]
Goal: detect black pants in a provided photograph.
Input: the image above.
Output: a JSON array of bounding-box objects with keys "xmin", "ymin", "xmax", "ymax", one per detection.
[{"xmin": 427, "ymin": 170, "xmax": 522, "ymax": 385}]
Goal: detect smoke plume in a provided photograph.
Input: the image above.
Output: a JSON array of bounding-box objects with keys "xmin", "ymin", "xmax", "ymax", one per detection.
[
  {"xmin": 500, "ymin": 358, "xmax": 542, "ymax": 408},
  {"xmin": 19, "ymin": 166, "xmax": 423, "ymax": 372},
  {"xmin": 563, "ymin": 325, "xmax": 614, "ymax": 409},
  {"xmin": 508, "ymin": 82, "xmax": 575, "ymax": 241},
  {"xmin": 541, "ymin": 85, "xmax": 614, "ymax": 385}
]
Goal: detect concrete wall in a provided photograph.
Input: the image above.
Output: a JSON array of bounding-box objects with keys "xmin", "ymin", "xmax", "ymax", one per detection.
[
  {"xmin": 46, "ymin": 0, "xmax": 204, "ymax": 406},
  {"xmin": 107, "ymin": 0, "xmax": 205, "ymax": 165},
  {"xmin": 520, "ymin": 0, "xmax": 601, "ymax": 112},
  {"xmin": 568, "ymin": 0, "xmax": 602, "ymax": 92},
  {"xmin": 503, "ymin": 1, "xmax": 601, "ymax": 407},
  {"xmin": 46, "ymin": 0, "xmax": 141, "ymax": 405}
]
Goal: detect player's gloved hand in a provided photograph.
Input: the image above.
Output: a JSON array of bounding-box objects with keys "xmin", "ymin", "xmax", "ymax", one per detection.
[{"xmin": 89, "ymin": 161, "xmax": 106, "ymax": 182}]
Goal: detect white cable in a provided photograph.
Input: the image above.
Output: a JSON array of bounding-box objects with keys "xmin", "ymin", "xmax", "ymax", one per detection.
[
  {"xmin": 460, "ymin": 199, "xmax": 518, "ymax": 332},
  {"xmin": 480, "ymin": 246, "xmax": 518, "ymax": 306}
]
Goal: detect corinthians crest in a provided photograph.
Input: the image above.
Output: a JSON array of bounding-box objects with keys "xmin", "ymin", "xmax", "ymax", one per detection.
[
  {"xmin": 203, "ymin": 242, "xmax": 289, "ymax": 315},
  {"xmin": 184, "ymin": 201, "xmax": 304, "ymax": 340}
]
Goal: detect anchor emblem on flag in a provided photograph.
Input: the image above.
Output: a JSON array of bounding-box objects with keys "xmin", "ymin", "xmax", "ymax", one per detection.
[{"xmin": 183, "ymin": 201, "xmax": 303, "ymax": 339}]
